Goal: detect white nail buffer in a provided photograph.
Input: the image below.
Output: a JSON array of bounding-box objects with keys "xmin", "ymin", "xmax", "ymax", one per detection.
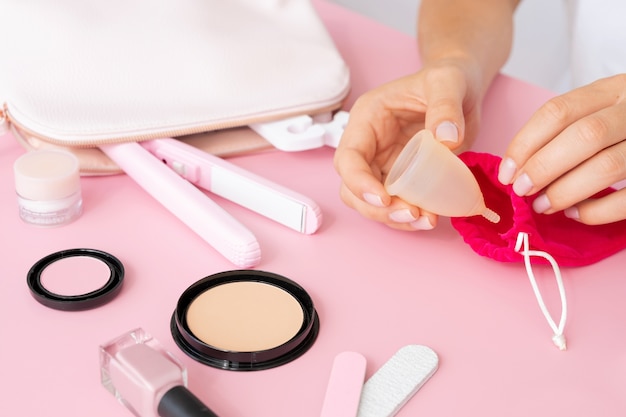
[{"xmin": 357, "ymin": 345, "xmax": 439, "ymax": 417}]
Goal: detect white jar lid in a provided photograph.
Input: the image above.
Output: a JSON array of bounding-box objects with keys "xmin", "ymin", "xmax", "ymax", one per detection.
[{"xmin": 14, "ymin": 149, "xmax": 81, "ymax": 200}]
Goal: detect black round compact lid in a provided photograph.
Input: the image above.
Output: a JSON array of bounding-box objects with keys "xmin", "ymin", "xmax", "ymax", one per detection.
[{"xmin": 27, "ymin": 248, "xmax": 124, "ymax": 311}]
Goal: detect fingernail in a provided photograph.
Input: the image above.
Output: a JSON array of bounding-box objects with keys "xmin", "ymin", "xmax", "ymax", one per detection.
[
  {"xmin": 532, "ymin": 193, "xmax": 552, "ymax": 213},
  {"xmin": 498, "ymin": 157, "xmax": 517, "ymax": 185},
  {"xmin": 512, "ymin": 173, "xmax": 534, "ymax": 196},
  {"xmin": 564, "ymin": 206, "xmax": 580, "ymax": 220},
  {"xmin": 435, "ymin": 121, "xmax": 458, "ymax": 143},
  {"xmin": 389, "ymin": 209, "xmax": 417, "ymax": 223},
  {"xmin": 363, "ymin": 192, "xmax": 385, "ymax": 207},
  {"xmin": 410, "ymin": 215, "xmax": 434, "ymax": 230}
]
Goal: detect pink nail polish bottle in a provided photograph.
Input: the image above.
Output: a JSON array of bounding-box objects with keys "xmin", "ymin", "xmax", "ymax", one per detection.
[{"xmin": 100, "ymin": 328, "xmax": 218, "ymax": 417}]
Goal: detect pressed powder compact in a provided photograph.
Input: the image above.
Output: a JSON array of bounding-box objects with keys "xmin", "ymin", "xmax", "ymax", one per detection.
[{"xmin": 171, "ymin": 270, "xmax": 319, "ymax": 371}]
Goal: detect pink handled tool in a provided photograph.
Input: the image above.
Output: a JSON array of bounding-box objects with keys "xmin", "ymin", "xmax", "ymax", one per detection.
[{"xmin": 100, "ymin": 142, "xmax": 261, "ymax": 268}]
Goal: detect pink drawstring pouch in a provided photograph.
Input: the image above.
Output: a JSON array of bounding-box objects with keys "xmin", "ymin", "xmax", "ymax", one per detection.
[{"xmin": 450, "ymin": 151, "xmax": 626, "ymax": 267}]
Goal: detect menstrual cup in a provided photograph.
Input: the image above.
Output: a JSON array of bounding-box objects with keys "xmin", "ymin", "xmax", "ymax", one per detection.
[{"xmin": 384, "ymin": 130, "xmax": 500, "ymax": 223}]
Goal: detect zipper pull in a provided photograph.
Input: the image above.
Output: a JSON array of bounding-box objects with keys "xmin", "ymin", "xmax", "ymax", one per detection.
[
  {"xmin": 0, "ymin": 105, "xmax": 10, "ymax": 136},
  {"xmin": 249, "ymin": 110, "xmax": 349, "ymax": 152}
]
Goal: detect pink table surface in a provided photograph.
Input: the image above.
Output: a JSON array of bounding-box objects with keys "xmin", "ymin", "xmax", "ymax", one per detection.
[{"xmin": 2, "ymin": 1, "xmax": 626, "ymax": 416}]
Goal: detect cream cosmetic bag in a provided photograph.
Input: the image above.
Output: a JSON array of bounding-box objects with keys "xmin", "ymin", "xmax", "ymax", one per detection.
[{"xmin": 0, "ymin": 0, "xmax": 350, "ymax": 173}]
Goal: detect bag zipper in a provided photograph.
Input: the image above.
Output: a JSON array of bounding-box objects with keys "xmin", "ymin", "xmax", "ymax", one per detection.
[{"xmin": 2, "ymin": 100, "xmax": 346, "ymax": 148}]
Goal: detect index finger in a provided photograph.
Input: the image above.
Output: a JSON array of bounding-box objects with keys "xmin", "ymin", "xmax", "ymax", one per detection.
[
  {"xmin": 333, "ymin": 103, "xmax": 393, "ymax": 207},
  {"xmin": 499, "ymin": 75, "xmax": 626, "ymax": 187}
]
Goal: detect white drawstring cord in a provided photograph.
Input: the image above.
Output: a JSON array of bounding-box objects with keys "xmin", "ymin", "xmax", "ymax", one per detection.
[{"xmin": 515, "ymin": 232, "xmax": 568, "ymax": 350}]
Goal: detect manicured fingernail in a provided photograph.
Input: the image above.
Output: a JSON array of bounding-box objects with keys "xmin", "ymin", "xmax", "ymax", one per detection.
[
  {"xmin": 512, "ymin": 173, "xmax": 534, "ymax": 196},
  {"xmin": 389, "ymin": 209, "xmax": 417, "ymax": 223},
  {"xmin": 363, "ymin": 192, "xmax": 385, "ymax": 207},
  {"xmin": 564, "ymin": 206, "xmax": 580, "ymax": 220},
  {"xmin": 435, "ymin": 121, "xmax": 458, "ymax": 143},
  {"xmin": 410, "ymin": 215, "xmax": 434, "ymax": 230},
  {"xmin": 532, "ymin": 193, "xmax": 552, "ymax": 213},
  {"xmin": 498, "ymin": 157, "xmax": 517, "ymax": 185}
]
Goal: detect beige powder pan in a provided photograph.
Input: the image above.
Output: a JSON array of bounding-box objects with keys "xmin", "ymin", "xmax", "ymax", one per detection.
[{"xmin": 171, "ymin": 270, "xmax": 319, "ymax": 371}]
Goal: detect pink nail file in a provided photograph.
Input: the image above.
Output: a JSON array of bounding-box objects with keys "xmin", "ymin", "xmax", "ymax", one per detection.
[
  {"xmin": 357, "ymin": 345, "xmax": 438, "ymax": 417},
  {"xmin": 320, "ymin": 351, "xmax": 367, "ymax": 417}
]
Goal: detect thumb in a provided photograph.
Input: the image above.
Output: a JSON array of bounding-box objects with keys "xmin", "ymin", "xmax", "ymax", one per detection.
[
  {"xmin": 434, "ymin": 120, "xmax": 461, "ymax": 146},
  {"xmin": 422, "ymin": 72, "xmax": 467, "ymax": 150}
]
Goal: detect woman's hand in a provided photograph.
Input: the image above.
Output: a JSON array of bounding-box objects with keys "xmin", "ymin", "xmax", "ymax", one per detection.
[
  {"xmin": 333, "ymin": 58, "xmax": 483, "ymax": 230},
  {"xmin": 498, "ymin": 74, "xmax": 626, "ymax": 225}
]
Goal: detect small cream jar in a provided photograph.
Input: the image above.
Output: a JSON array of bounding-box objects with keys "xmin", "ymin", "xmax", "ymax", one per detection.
[{"xmin": 13, "ymin": 149, "xmax": 82, "ymax": 226}]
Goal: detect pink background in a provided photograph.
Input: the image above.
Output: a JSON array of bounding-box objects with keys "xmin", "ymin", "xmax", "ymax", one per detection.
[{"xmin": 1, "ymin": 1, "xmax": 625, "ymax": 416}]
